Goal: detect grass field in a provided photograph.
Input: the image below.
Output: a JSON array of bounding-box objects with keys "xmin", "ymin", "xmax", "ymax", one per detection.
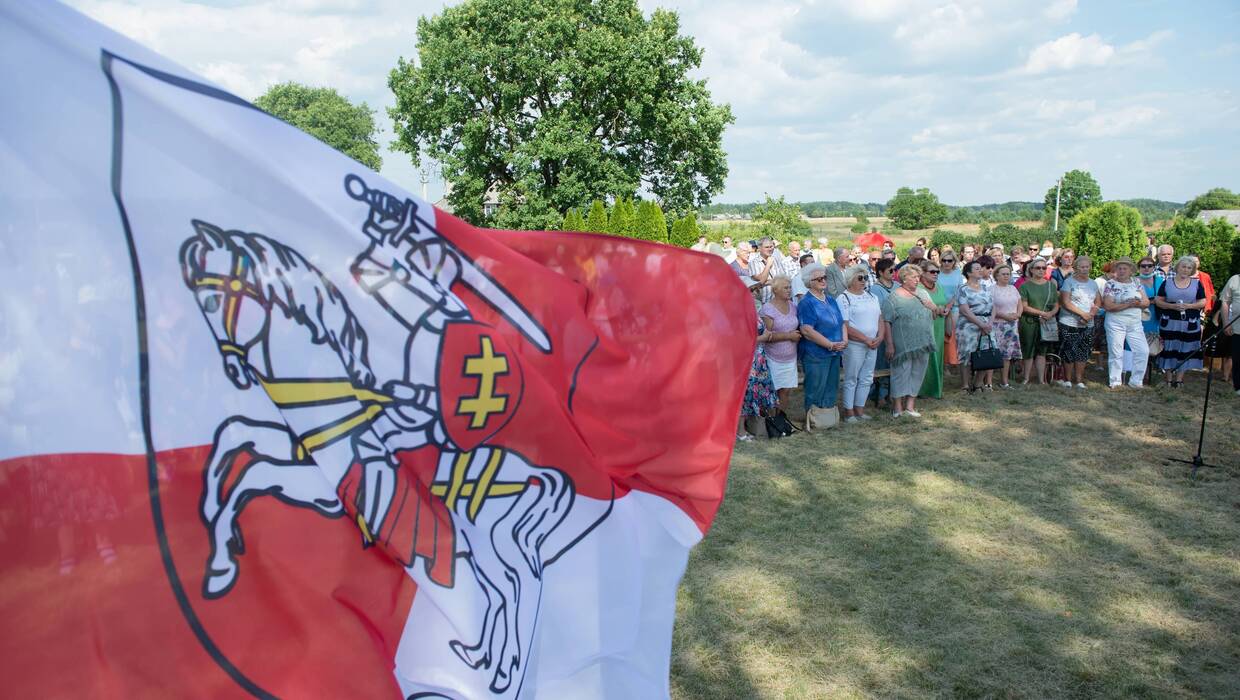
[
  {"xmin": 701, "ymin": 217, "xmax": 1048, "ymax": 249},
  {"xmin": 671, "ymin": 362, "xmax": 1240, "ymax": 698}
]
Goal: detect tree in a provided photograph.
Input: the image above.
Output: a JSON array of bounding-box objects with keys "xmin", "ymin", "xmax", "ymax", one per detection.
[
  {"xmin": 1062, "ymin": 202, "xmax": 1144, "ymax": 265},
  {"xmin": 388, "ymin": 0, "xmax": 734, "ymax": 229},
  {"xmin": 254, "ymin": 82, "xmax": 382, "ymax": 169},
  {"xmin": 1043, "ymin": 169, "xmax": 1102, "ymax": 229},
  {"xmin": 561, "ymin": 207, "xmax": 586, "ymax": 232},
  {"xmin": 584, "ymin": 200, "xmax": 609, "ymax": 233},
  {"xmin": 886, "ymin": 187, "xmax": 948, "ymax": 230},
  {"xmin": 668, "ymin": 212, "xmax": 699, "ymax": 247},
  {"xmin": 1159, "ymin": 216, "xmax": 1237, "ymax": 282},
  {"xmin": 1182, "ymin": 187, "xmax": 1240, "ymax": 220},
  {"xmin": 634, "ymin": 200, "xmax": 668, "ymax": 243},
  {"xmin": 607, "ymin": 197, "xmax": 638, "ymax": 238},
  {"xmin": 751, "ymin": 194, "xmax": 811, "ymax": 239}
]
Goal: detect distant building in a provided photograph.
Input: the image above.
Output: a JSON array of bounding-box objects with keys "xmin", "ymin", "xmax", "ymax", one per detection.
[
  {"xmin": 1197, "ymin": 210, "xmax": 1240, "ymax": 227},
  {"xmin": 437, "ymin": 181, "xmax": 502, "ymax": 218}
]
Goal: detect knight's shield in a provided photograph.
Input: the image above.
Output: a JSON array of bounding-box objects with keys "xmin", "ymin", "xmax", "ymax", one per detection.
[{"xmin": 438, "ymin": 322, "xmax": 524, "ymax": 451}]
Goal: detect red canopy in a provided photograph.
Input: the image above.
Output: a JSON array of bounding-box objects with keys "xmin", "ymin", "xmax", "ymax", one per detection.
[{"xmin": 854, "ymin": 231, "xmax": 893, "ymax": 249}]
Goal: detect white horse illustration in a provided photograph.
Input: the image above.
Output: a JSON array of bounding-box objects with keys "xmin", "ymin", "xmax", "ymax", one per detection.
[{"xmin": 179, "ymin": 219, "xmax": 599, "ymax": 694}]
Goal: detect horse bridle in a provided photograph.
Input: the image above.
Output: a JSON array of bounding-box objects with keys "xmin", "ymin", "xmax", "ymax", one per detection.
[{"xmin": 190, "ymin": 250, "xmax": 262, "ymax": 361}]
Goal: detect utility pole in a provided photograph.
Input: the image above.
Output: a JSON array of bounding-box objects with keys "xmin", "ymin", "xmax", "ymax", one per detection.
[
  {"xmin": 1053, "ymin": 177, "xmax": 1062, "ymax": 233},
  {"xmin": 419, "ymin": 166, "xmax": 431, "ymax": 202}
]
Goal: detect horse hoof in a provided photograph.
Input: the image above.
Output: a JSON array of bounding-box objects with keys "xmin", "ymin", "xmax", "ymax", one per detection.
[
  {"xmin": 203, "ymin": 563, "xmax": 238, "ymax": 599},
  {"xmin": 449, "ymin": 640, "xmax": 489, "ymax": 670}
]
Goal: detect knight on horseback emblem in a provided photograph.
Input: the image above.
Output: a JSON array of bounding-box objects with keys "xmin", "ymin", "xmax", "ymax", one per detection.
[{"xmin": 178, "ymin": 175, "xmax": 604, "ymax": 695}]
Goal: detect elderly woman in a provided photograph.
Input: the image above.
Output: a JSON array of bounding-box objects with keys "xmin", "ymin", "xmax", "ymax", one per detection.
[
  {"xmin": 1102, "ymin": 257, "xmax": 1151, "ymax": 388},
  {"xmin": 882, "ymin": 265, "xmax": 937, "ymax": 418},
  {"xmin": 798, "ymin": 262, "xmax": 849, "ymax": 418},
  {"xmin": 837, "ymin": 264, "xmax": 885, "ymax": 422},
  {"xmin": 1220, "ymin": 269, "xmax": 1240, "ymax": 394},
  {"xmin": 1051, "ymin": 248, "xmax": 1076, "ymax": 286},
  {"xmin": 917, "ymin": 260, "xmax": 948, "ymax": 399},
  {"xmin": 1019, "ymin": 258, "xmax": 1059, "ymax": 385},
  {"xmin": 955, "ymin": 261, "xmax": 997, "ymax": 392},
  {"xmin": 937, "ymin": 251, "xmax": 963, "ymax": 375},
  {"xmin": 991, "ymin": 264, "xmax": 1023, "ymax": 388},
  {"xmin": 738, "ymin": 307, "xmax": 779, "ymax": 441},
  {"xmin": 1155, "ymin": 256, "xmax": 1207, "ymax": 387},
  {"xmin": 1057, "ymin": 255, "xmax": 1101, "ymax": 388},
  {"xmin": 759, "ymin": 276, "xmax": 802, "ymax": 409}
]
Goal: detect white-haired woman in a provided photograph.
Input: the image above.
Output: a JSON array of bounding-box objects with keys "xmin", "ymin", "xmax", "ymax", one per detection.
[
  {"xmin": 1155, "ymin": 256, "xmax": 1207, "ymax": 387},
  {"xmin": 759, "ymin": 276, "xmax": 802, "ymax": 409},
  {"xmin": 1102, "ymin": 257, "xmax": 1150, "ymax": 388},
  {"xmin": 882, "ymin": 265, "xmax": 937, "ymax": 418},
  {"xmin": 837, "ymin": 265, "xmax": 884, "ymax": 422},
  {"xmin": 798, "ymin": 262, "xmax": 849, "ymax": 419}
]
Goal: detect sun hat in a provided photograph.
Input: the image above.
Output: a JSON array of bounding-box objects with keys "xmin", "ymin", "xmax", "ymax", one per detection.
[{"xmin": 1113, "ymin": 256, "xmax": 1136, "ymax": 269}]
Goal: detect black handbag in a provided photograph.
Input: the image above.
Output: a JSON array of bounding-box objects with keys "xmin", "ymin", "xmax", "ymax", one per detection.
[
  {"xmin": 969, "ymin": 333, "xmax": 1003, "ymax": 371},
  {"xmin": 765, "ymin": 411, "xmax": 796, "ymax": 438}
]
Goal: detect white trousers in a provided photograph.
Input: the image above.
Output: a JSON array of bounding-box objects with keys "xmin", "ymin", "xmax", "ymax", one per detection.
[
  {"xmin": 1105, "ymin": 315, "xmax": 1148, "ymax": 386},
  {"xmin": 841, "ymin": 341, "xmax": 877, "ymax": 409}
]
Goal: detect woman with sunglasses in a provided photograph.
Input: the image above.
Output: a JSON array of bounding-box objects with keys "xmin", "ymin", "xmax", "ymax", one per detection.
[
  {"xmin": 1057, "ymin": 255, "xmax": 1101, "ymax": 389},
  {"xmin": 1102, "ymin": 257, "xmax": 1150, "ymax": 388},
  {"xmin": 917, "ymin": 260, "xmax": 948, "ymax": 399},
  {"xmin": 938, "ymin": 252, "xmax": 963, "ymax": 379},
  {"xmin": 1018, "ymin": 258, "xmax": 1059, "ymax": 384},
  {"xmin": 882, "ymin": 265, "xmax": 937, "ymax": 418},
  {"xmin": 798, "ymin": 262, "xmax": 849, "ymax": 422},
  {"xmin": 955, "ymin": 261, "xmax": 997, "ymax": 392}
]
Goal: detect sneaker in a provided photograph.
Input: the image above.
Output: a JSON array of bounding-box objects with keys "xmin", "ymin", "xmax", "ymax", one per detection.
[
  {"xmin": 1109, "ymin": 383, "xmax": 1122, "ymax": 389},
  {"xmin": 1075, "ymin": 383, "xmax": 1087, "ymax": 389},
  {"xmin": 857, "ymin": 414, "xmax": 873, "ymax": 421},
  {"xmin": 904, "ymin": 409, "xmax": 922, "ymax": 418},
  {"xmin": 1057, "ymin": 380, "xmax": 1072, "ymax": 388},
  {"xmin": 892, "ymin": 411, "xmax": 903, "ymax": 419},
  {"xmin": 844, "ymin": 416, "xmax": 859, "ymax": 424},
  {"xmin": 1127, "ymin": 383, "xmax": 1145, "ymax": 390},
  {"xmin": 998, "ymin": 383, "xmax": 1012, "ymax": 390}
]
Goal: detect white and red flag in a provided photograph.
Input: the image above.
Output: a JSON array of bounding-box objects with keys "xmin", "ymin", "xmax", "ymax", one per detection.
[{"xmin": 0, "ymin": 3, "xmax": 753, "ymax": 697}]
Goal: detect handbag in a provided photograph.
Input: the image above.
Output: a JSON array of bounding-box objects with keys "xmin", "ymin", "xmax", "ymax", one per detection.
[
  {"xmin": 1039, "ymin": 316, "xmax": 1059, "ymax": 342},
  {"xmin": 805, "ymin": 405, "xmax": 839, "ymax": 432},
  {"xmin": 969, "ymin": 334, "xmax": 1003, "ymax": 371},
  {"xmin": 764, "ymin": 411, "xmax": 796, "ymax": 438}
]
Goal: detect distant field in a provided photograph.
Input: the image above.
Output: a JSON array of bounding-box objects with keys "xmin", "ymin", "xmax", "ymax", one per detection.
[{"xmin": 700, "ymin": 218, "xmax": 1048, "ymax": 247}]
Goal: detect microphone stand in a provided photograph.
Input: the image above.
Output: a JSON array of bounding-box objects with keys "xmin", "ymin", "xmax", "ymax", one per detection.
[{"xmin": 1163, "ymin": 307, "xmax": 1239, "ymax": 479}]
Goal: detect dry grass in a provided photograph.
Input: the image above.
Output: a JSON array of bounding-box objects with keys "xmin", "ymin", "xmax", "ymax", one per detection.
[{"xmin": 672, "ymin": 362, "xmax": 1240, "ymax": 699}]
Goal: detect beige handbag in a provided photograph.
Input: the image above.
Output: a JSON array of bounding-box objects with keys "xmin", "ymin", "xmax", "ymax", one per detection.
[{"xmin": 805, "ymin": 405, "xmax": 839, "ymax": 432}]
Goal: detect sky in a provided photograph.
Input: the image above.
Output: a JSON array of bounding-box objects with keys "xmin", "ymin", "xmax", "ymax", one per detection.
[{"xmin": 65, "ymin": 0, "xmax": 1240, "ymax": 206}]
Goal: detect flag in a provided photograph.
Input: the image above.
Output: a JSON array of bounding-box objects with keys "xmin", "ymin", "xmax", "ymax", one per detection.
[{"xmin": 0, "ymin": 3, "xmax": 754, "ymax": 697}]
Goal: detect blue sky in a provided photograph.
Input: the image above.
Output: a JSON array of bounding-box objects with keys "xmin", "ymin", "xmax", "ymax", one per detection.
[{"xmin": 67, "ymin": 0, "xmax": 1239, "ymax": 205}]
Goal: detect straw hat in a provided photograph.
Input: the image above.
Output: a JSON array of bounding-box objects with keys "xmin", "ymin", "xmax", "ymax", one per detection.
[{"xmin": 1113, "ymin": 256, "xmax": 1136, "ymax": 269}]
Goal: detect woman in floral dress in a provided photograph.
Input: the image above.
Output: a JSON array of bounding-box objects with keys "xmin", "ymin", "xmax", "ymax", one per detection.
[
  {"xmin": 955, "ymin": 261, "xmax": 997, "ymax": 392},
  {"xmin": 738, "ymin": 317, "xmax": 778, "ymax": 441},
  {"xmin": 991, "ymin": 265, "xmax": 1023, "ymax": 388}
]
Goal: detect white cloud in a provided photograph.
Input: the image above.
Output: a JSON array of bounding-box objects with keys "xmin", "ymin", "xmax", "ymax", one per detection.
[
  {"xmin": 1043, "ymin": 0, "xmax": 1077, "ymax": 21},
  {"xmin": 1023, "ymin": 33, "xmax": 1115, "ymax": 74},
  {"xmin": 1075, "ymin": 106, "xmax": 1160, "ymax": 137}
]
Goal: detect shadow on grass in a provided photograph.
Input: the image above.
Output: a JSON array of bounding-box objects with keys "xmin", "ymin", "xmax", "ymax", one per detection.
[{"xmin": 673, "ymin": 373, "xmax": 1240, "ymax": 698}]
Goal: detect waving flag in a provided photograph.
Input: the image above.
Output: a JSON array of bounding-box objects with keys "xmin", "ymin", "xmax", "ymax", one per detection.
[{"xmin": 0, "ymin": 3, "xmax": 753, "ymax": 698}]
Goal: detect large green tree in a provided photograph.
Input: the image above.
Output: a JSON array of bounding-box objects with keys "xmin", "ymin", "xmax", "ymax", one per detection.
[
  {"xmin": 886, "ymin": 187, "xmax": 948, "ymax": 230},
  {"xmin": 255, "ymin": 82, "xmax": 382, "ymax": 169},
  {"xmin": 1159, "ymin": 216, "xmax": 1237, "ymax": 282},
  {"xmin": 1043, "ymin": 169, "xmax": 1102, "ymax": 229},
  {"xmin": 751, "ymin": 194, "xmax": 812, "ymax": 239},
  {"xmin": 388, "ymin": 0, "xmax": 733, "ymax": 229},
  {"xmin": 1181, "ymin": 187, "xmax": 1240, "ymax": 220},
  {"xmin": 1062, "ymin": 202, "xmax": 1144, "ymax": 264}
]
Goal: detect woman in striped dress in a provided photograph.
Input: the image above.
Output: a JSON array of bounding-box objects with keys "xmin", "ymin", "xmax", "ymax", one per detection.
[{"xmin": 1154, "ymin": 256, "xmax": 1208, "ymax": 387}]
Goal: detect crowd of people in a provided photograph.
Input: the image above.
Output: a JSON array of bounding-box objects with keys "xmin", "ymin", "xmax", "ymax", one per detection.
[{"xmin": 723, "ymin": 234, "xmax": 1240, "ymax": 440}]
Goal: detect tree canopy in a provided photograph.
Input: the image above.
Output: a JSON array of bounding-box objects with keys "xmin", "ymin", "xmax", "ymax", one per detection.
[
  {"xmin": 388, "ymin": 0, "xmax": 733, "ymax": 229},
  {"xmin": 751, "ymin": 194, "xmax": 811, "ymax": 239},
  {"xmin": 1062, "ymin": 202, "xmax": 1144, "ymax": 264},
  {"xmin": 1181, "ymin": 187, "xmax": 1240, "ymax": 220},
  {"xmin": 1159, "ymin": 216, "xmax": 1237, "ymax": 282},
  {"xmin": 1043, "ymin": 170, "xmax": 1102, "ymax": 229},
  {"xmin": 886, "ymin": 187, "xmax": 948, "ymax": 230},
  {"xmin": 254, "ymin": 82, "xmax": 382, "ymax": 170}
]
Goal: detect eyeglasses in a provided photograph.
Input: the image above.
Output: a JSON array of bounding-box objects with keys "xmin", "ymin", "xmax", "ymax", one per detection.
[
  {"xmin": 809, "ymin": 276, "xmax": 826, "ymax": 282},
  {"xmin": 1139, "ymin": 264, "xmax": 1154, "ymax": 269},
  {"xmin": 926, "ymin": 270, "xmax": 940, "ymax": 275},
  {"xmin": 1030, "ymin": 266, "xmax": 1046, "ymax": 271},
  {"xmin": 942, "ymin": 258, "xmax": 955, "ymax": 263}
]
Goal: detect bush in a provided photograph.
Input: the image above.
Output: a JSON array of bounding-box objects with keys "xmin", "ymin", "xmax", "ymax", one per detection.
[
  {"xmin": 669, "ymin": 212, "xmax": 700, "ymax": 247},
  {"xmin": 929, "ymin": 228, "xmax": 968, "ymax": 253},
  {"xmin": 634, "ymin": 200, "xmax": 668, "ymax": 243},
  {"xmin": 562, "ymin": 207, "xmax": 585, "ymax": 232},
  {"xmin": 850, "ymin": 221, "xmax": 868, "ymax": 234},
  {"xmin": 584, "ymin": 200, "xmax": 608, "ymax": 233},
  {"xmin": 607, "ymin": 197, "xmax": 638, "ymax": 238},
  {"xmin": 886, "ymin": 187, "xmax": 949, "ymax": 229},
  {"xmin": 1062, "ymin": 202, "xmax": 1145, "ymax": 265},
  {"xmin": 1160, "ymin": 216, "xmax": 1237, "ymax": 282}
]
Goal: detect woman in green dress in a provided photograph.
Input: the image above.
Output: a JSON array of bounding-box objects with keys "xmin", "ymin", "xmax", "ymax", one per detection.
[
  {"xmin": 918, "ymin": 260, "xmax": 948, "ymax": 398},
  {"xmin": 1018, "ymin": 258, "xmax": 1060, "ymax": 385}
]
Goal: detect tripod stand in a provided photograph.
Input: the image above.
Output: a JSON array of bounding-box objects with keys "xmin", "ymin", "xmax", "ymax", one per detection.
[{"xmin": 1164, "ymin": 310, "xmax": 1239, "ymax": 479}]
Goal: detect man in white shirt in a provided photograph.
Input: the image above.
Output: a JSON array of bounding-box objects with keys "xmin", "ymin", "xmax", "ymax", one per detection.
[
  {"xmin": 747, "ymin": 236, "xmax": 787, "ymax": 304},
  {"xmin": 720, "ymin": 236, "xmax": 736, "ymax": 263}
]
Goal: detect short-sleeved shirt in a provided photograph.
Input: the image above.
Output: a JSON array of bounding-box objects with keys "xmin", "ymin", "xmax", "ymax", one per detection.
[
  {"xmin": 797, "ymin": 292, "xmax": 845, "ymax": 359},
  {"xmin": 1103, "ymin": 279, "xmax": 1145, "ymax": 324},
  {"xmin": 759, "ymin": 300, "xmax": 800, "ymax": 363},
  {"xmin": 1019, "ymin": 279, "xmax": 1057, "ymax": 319},
  {"xmin": 837, "ymin": 290, "xmax": 882, "ymax": 338},
  {"xmin": 1221, "ymin": 274, "xmax": 1240, "ymax": 325},
  {"xmin": 1058, "ymin": 276, "xmax": 1099, "ymax": 328}
]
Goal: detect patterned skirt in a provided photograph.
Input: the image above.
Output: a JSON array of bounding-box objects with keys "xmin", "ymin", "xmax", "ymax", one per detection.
[
  {"xmin": 1157, "ymin": 314, "xmax": 1203, "ymax": 371},
  {"xmin": 742, "ymin": 346, "xmax": 778, "ymax": 416},
  {"xmin": 1059, "ymin": 323, "xmax": 1095, "ymax": 363},
  {"xmin": 994, "ymin": 319, "xmax": 1022, "ymax": 360}
]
